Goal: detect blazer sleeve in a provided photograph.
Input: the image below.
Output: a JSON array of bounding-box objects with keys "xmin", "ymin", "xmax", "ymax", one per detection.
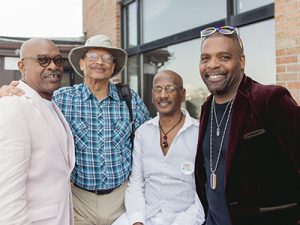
[
  {"xmin": 0, "ymin": 97, "xmax": 32, "ymax": 225},
  {"xmin": 267, "ymin": 87, "xmax": 300, "ymax": 173}
]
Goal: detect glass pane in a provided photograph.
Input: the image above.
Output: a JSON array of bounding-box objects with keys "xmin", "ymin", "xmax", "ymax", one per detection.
[
  {"xmin": 142, "ymin": 0, "xmax": 226, "ymax": 43},
  {"xmin": 143, "ymin": 39, "xmax": 210, "ymax": 118},
  {"xmin": 127, "ymin": 55, "xmax": 139, "ymax": 92},
  {"xmin": 240, "ymin": 19, "xmax": 276, "ymax": 84},
  {"xmin": 235, "ymin": 0, "xmax": 274, "ymax": 13},
  {"xmin": 124, "ymin": 2, "xmax": 137, "ymax": 48}
]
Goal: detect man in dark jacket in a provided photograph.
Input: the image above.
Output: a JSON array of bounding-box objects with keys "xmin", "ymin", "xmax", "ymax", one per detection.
[{"xmin": 195, "ymin": 26, "xmax": 300, "ymax": 225}]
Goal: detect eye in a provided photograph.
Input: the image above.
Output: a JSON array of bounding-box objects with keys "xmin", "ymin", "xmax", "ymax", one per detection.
[
  {"xmin": 152, "ymin": 86, "xmax": 163, "ymax": 93},
  {"xmin": 37, "ymin": 57, "xmax": 50, "ymax": 65},
  {"xmin": 200, "ymin": 56, "xmax": 209, "ymax": 63},
  {"xmin": 102, "ymin": 54, "xmax": 113, "ymax": 62},
  {"xmin": 220, "ymin": 55, "xmax": 231, "ymax": 61},
  {"xmin": 165, "ymin": 85, "xmax": 176, "ymax": 92}
]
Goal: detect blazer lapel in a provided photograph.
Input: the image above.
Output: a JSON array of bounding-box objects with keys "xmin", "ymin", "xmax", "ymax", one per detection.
[
  {"xmin": 224, "ymin": 86, "xmax": 250, "ymax": 186},
  {"xmin": 18, "ymin": 81, "xmax": 69, "ymax": 165},
  {"xmin": 52, "ymin": 102, "xmax": 75, "ymax": 169}
]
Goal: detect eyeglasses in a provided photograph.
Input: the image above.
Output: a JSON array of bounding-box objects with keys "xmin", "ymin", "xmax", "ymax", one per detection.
[
  {"xmin": 152, "ymin": 85, "xmax": 183, "ymax": 94},
  {"xmin": 200, "ymin": 26, "xmax": 243, "ymax": 50},
  {"xmin": 22, "ymin": 55, "xmax": 66, "ymax": 67},
  {"xmin": 84, "ymin": 52, "xmax": 114, "ymax": 64}
]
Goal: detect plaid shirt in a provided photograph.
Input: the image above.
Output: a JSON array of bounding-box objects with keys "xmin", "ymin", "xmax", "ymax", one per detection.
[{"xmin": 53, "ymin": 82, "xmax": 150, "ymax": 190}]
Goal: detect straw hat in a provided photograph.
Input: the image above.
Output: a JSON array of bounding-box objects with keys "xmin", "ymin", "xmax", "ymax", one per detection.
[{"xmin": 68, "ymin": 35, "xmax": 127, "ymax": 78}]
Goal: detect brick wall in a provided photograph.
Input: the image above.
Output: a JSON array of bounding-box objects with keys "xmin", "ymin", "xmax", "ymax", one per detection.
[
  {"xmin": 83, "ymin": 0, "xmax": 121, "ymax": 47},
  {"xmin": 275, "ymin": 0, "xmax": 300, "ymax": 104},
  {"xmin": 82, "ymin": 0, "xmax": 122, "ymax": 82}
]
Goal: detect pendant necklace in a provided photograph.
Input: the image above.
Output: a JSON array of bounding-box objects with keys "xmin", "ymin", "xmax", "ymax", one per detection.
[
  {"xmin": 213, "ymin": 98, "xmax": 232, "ymax": 136},
  {"xmin": 209, "ymin": 96, "xmax": 235, "ymax": 190},
  {"xmin": 159, "ymin": 113, "xmax": 183, "ymax": 148}
]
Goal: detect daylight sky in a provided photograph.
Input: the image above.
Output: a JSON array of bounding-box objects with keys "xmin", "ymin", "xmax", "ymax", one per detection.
[{"xmin": 0, "ymin": 0, "xmax": 83, "ymax": 38}]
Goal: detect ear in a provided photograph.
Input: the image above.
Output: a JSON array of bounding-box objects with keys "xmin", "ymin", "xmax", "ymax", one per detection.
[
  {"xmin": 17, "ymin": 60, "xmax": 26, "ymax": 78},
  {"xmin": 240, "ymin": 54, "xmax": 245, "ymax": 71},
  {"xmin": 181, "ymin": 88, "xmax": 186, "ymax": 102},
  {"xmin": 79, "ymin": 58, "xmax": 85, "ymax": 71}
]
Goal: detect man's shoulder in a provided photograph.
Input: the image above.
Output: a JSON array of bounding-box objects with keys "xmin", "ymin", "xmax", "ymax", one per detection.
[
  {"xmin": 244, "ymin": 75, "xmax": 286, "ymax": 95},
  {"xmin": 0, "ymin": 96, "xmax": 29, "ymax": 117},
  {"xmin": 53, "ymin": 83, "xmax": 84, "ymax": 98}
]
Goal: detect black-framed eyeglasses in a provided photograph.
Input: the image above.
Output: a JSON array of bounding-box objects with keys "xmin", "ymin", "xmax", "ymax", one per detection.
[
  {"xmin": 152, "ymin": 85, "xmax": 183, "ymax": 94},
  {"xmin": 83, "ymin": 52, "xmax": 115, "ymax": 64},
  {"xmin": 200, "ymin": 26, "xmax": 243, "ymax": 50},
  {"xmin": 22, "ymin": 55, "xmax": 66, "ymax": 67}
]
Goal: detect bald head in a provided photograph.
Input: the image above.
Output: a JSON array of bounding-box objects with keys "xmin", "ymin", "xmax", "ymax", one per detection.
[
  {"xmin": 153, "ymin": 70, "xmax": 183, "ymax": 88},
  {"xmin": 20, "ymin": 38, "xmax": 58, "ymax": 59}
]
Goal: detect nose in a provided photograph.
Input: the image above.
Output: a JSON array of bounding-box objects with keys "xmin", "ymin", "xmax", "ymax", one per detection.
[
  {"xmin": 48, "ymin": 59, "xmax": 59, "ymax": 69},
  {"xmin": 207, "ymin": 57, "xmax": 220, "ymax": 69},
  {"xmin": 95, "ymin": 56, "xmax": 104, "ymax": 64}
]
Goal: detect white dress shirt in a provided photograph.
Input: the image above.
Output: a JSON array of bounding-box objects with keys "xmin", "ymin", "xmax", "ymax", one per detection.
[{"xmin": 125, "ymin": 109, "xmax": 205, "ymax": 225}]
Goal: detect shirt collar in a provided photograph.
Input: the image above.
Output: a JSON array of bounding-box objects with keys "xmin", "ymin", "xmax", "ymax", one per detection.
[
  {"xmin": 148, "ymin": 108, "xmax": 198, "ymax": 129},
  {"xmin": 81, "ymin": 82, "xmax": 119, "ymax": 101}
]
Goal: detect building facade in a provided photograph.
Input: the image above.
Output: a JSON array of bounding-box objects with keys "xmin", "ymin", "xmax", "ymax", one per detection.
[{"xmin": 83, "ymin": 0, "xmax": 299, "ymax": 117}]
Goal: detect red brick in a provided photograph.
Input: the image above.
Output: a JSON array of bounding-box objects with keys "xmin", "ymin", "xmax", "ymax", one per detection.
[
  {"xmin": 276, "ymin": 56, "xmax": 298, "ymax": 64},
  {"xmin": 287, "ymin": 64, "xmax": 300, "ymax": 72},
  {"xmin": 287, "ymin": 81, "xmax": 300, "ymax": 89},
  {"xmin": 276, "ymin": 48, "xmax": 286, "ymax": 56},
  {"xmin": 277, "ymin": 73, "xmax": 299, "ymax": 81},
  {"xmin": 276, "ymin": 65, "xmax": 286, "ymax": 73}
]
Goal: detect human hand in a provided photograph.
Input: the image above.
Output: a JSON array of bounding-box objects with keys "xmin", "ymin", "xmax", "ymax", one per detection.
[{"xmin": 0, "ymin": 81, "xmax": 24, "ymax": 97}]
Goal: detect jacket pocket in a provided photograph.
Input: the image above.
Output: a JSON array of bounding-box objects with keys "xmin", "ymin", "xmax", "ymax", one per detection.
[{"xmin": 29, "ymin": 204, "xmax": 58, "ymax": 222}]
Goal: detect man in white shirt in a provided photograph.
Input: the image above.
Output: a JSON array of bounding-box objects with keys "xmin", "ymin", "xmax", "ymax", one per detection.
[{"xmin": 113, "ymin": 70, "xmax": 205, "ymax": 225}]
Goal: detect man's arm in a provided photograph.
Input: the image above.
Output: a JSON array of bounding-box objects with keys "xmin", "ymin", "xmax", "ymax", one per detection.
[
  {"xmin": 125, "ymin": 130, "xmax": 146, "ymax": 225},
  {"xmin": 0, "ymin": 80, "xmax": 24, "ymax": 97},
  {"xmin": 268, "ymin": 87, "xmax": 300, "ymax": 172},
  {"xmin": 171, "ymin": 191, "xmax": 205, "ymax": 225},
  {"xmin": 0, "ymin": 97, "xmax": 31, "ymax": 224}
]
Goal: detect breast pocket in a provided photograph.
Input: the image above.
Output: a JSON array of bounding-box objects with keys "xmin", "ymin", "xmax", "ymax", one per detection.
[
  {"xmin": 69, "ymin": 120, "xmax": 88, "ymax": 150},
  {"xmin": 113, "ymin": 120, "xmax": 131, "ymax": 147}
]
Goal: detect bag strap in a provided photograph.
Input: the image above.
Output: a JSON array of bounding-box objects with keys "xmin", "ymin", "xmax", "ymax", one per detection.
[{"xmin": 116, "ymin": 83, "xmax": 135, "ymax": 145}]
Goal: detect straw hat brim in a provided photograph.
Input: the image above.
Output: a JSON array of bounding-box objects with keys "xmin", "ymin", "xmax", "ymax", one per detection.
[{"xmin": 68, "ymin": 45, "xmax": 127, "ymax": 78}]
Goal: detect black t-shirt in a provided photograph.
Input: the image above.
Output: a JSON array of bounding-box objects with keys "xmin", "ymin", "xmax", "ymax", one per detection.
[{"xmin": 202, "ymin": 101, "xmax": 232, "ymax": 225}]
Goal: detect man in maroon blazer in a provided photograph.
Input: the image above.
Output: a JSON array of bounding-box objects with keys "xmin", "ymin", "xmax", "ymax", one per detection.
[{"xmin": 195, "ymin": 26, "xmax": 300, "ymax": 225}]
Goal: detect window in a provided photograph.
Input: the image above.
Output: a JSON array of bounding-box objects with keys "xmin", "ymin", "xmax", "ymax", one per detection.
[
  {"xmin": 240, "ymin": 19, "xmax": 276, "ymax": 84},
  {"xmin": 123, "ymin": 2, "xmax": 137, "ymax": 48},
  {"xmin": 142, "ymin": 0, "xmax": 226, "ymax": 43},
  {"xmin": 143, "ymin": 39, "xmax": 209, "ymax": 118},
  {"xmin": 235, "ymin": 0, "xmax": 274, "ymax": 13}
]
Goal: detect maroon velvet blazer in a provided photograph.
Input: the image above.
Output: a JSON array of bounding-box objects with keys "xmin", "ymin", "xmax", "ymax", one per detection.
[{"xmin": 195, "ymin": 75, "xmax": 300, "ymax": 225}]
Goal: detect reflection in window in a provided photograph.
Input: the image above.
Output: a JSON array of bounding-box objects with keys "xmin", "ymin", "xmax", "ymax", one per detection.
[
  {"xmin": 239, "ymin": 19, "xmax": 276, "ymax": 84},
  {"xmin": 235, "ymin": 0, "xmax": 273, "ymax": 13},
  {"xmin": 143, "ymin": 39, "xmax": 210, "ymax": 118},
  {"xmin": 142, "ymin": 0, "xmax": 226, "ymax": 43},
  {"xmin": 123, "ymin": 2, "xmax": 137, "ymax": 48},
  {"xmin": 127, "ymin": 55, "xmax": 139, "ymax": 92}
]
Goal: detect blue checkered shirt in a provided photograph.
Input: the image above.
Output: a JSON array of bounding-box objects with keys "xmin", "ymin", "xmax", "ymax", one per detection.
[{"xmin": 53, "ymin": 82, "xmax": 150, "ymax": 190}]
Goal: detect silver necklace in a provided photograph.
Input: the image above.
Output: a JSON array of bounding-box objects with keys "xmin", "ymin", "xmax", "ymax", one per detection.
[
  {"xmin": 209, "ymin": 96, "xmax": 235, "ymax": 190},
  {"xmin": 213, "ymin": 98, "xmax": 232, "ymax": 136}
]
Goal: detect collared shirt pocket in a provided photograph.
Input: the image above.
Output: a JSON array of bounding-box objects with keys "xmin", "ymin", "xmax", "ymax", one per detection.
[{"xmin": 113, "ymin": 120, "xmax": 131, "ymax": 147}]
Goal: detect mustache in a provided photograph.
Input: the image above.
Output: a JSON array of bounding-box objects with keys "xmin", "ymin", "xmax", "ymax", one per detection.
[{"xmin": 43, "ymin": 70, "xmax": 62, "ymax": 78}]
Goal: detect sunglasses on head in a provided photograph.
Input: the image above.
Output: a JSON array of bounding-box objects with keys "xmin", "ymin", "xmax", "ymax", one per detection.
[
  {"xmin": 22, "ymin": 55, "xmax": 66, "ymax": 67},
  {"xmin": 200, "ymin": 26, "xmax": 243, "ymax": 50}
]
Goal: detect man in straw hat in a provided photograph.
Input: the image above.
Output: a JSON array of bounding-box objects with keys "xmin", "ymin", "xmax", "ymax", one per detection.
[
  {"xmin": 0, "ymin": 35, "xmax": 150, "ymax": 225},
  {"xmin": 55, "ymin": 35, "xmax": 150, "ymax": 225}
]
